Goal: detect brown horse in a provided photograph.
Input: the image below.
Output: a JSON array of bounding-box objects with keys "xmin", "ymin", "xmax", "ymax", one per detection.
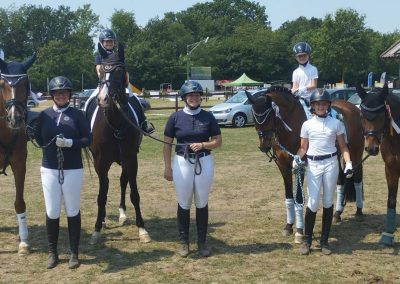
[
  {"xmin": 357, "ymin": 83, "xmax": 400, "ymax": 246},
  {"xmin": 0, "ymin": 53, "xmax": 36, "ymax": 255},
  {"xmin": 88, "ymin": 43, "xmax": 150, "ymax": 244},
  {"xmin": 246, "ymin": 86, "xmax": 364, "ymax": 243}
]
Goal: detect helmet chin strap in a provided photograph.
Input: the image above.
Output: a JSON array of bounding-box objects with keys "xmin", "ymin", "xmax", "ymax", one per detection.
[{"xmin": 300, "ymin": 60, "xmax": 309, "ymax": 67}]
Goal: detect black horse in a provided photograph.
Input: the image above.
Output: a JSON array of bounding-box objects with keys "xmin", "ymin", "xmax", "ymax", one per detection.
[{"xmin": 88, "ymin": 43, "xmax": 150, "ymax": 244}]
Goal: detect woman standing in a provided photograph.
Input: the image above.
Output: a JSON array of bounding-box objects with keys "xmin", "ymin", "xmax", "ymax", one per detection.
[
  {"xmin": 293, "ymin": 90, "xmax": 353, "ymax": 255},
  {"xmin": 36, "ymin": 76, "xmax": 91, "ymax": 269},
  {"xmin": 163, "ymin": 81, "xmax": 222, "ymax": 257}
]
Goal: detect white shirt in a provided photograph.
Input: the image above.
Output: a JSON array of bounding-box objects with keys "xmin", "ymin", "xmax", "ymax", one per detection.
[
  {"xmin": 300, "ymin": 115, "xmax": 345, "ymax": 156},
  {"xmin": 292, "ymin": 62, "xmax": 318, "ymax": 101}
]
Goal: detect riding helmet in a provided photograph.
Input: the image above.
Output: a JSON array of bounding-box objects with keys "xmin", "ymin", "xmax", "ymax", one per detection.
[
  {"xmin": 99, "ymin": 29, "xmax": 117, "ymax": 42},
  {"xmin": 49, "ymin": 76, "xmax": 73, "ymax": 92},
  {"xmin": 293, "ymin": 42, "xmax": 312, "ymax": 56},
  {"xmin": 310, "ymin": 89, "xmax": 331, "ymax": 104},
  {"xmin": 179, "ymin": 81, "xmax": 203, "ymax": 100}
]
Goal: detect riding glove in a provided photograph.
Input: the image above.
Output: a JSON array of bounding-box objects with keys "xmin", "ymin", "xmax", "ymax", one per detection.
[
  {"xmin": 292, "ymin": 155, "xmax": 302, "ymax": 169},
  {"xmin": 344, "ymin": 161, "xmax": 353, "ymax": 178},
  {"xmin": 56, "ymin": 137, "xmax": 73, "ymax": 148}
]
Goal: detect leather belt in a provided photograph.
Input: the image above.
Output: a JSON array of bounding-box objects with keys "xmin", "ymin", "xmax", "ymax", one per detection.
[
  {"xmin": 306, "ymin": 152, "xmax": 337, "ymax": 161},
  {"xmin": 176, "ymin": 151, "xmax": 210, "ymax": 158}
]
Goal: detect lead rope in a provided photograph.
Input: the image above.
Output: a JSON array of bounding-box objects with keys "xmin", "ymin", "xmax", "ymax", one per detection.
[
  {"xmin": 56, "ymin": 134, "xmax": 64, "ymax": 184},
  {"xmin": 274, "ymin": 138, "xmax": 305, "ymax": 207},
  {"xmin": 183, "ymin": 146, "xmax": 202, "ymax": 175}
]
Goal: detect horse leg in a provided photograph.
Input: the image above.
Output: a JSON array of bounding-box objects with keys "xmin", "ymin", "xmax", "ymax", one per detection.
[
  {"xmin": 90, "ymin": 165, "xmax": 111, "ymax": 245},
  {"xmin": 119, "ymin": 169, "xmax": 128, "ymax": 226},
  {"xmin": 127, "ymin": 158, "xmax": 151, "ymax": 243},
  {"xmin": 334, "ymin": 161, "xmax": 345, "ymax": 223},
  {"xmin": 379, "ymin": 167, "xmax": 399, "ymax": 246},
  {"xmin": 11, "ymin": 149, "xmax": 29, "ymax": 256}
]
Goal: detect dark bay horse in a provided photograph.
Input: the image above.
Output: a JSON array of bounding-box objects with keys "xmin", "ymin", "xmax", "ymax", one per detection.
[
  {"xmin": 88, "ymin": 43, "xmax": 150, "ymax": 244},
  {"xmin": 357, "ymin": 83, "xmax": 400, "ymax": 246},
  {"xmin": 0, "ymin": 53, "xmax": 36, "ymax": 255},
  {"xmin": 246, "ymin": 86, "xmax": 364, "ymax": 243}
]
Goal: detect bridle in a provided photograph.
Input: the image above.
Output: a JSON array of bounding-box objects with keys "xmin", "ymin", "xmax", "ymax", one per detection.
[
  {"xmin": 360, "ymin": 101, "xmax": 388, "ymax": 144},
  {"xmin": 0, "ymin": 73, "xmax": 29, "ymax": 124}
]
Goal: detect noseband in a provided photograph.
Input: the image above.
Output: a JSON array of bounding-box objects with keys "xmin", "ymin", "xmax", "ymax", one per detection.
[
  {"xmin": 0, "ymin": 74, "xmax": 28, "ymax": 121},
  {"xmin": 360, "ymin": 102, "xmax": 388, "ymax": 144}
]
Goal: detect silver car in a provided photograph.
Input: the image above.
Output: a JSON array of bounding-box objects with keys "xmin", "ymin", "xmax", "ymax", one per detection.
[{"xmin": 209, "ymin": 89, "xmax": 267, "ymax": 127}]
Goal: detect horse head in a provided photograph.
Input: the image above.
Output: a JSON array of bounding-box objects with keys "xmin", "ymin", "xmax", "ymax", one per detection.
[
  {"xmin": 246, "ymin": 89, "xmax": 275, "ymax": 153},
  {"xmin": 357, "ymin": 83, "xmax": 389, "ymax": 156},
  {"xmin": 97, "ymin": 43, "xmax": 127, "ymax": 108},
  {"xmin": 0, "ymin": 53, "xmax": 36, "ymax": 130}
]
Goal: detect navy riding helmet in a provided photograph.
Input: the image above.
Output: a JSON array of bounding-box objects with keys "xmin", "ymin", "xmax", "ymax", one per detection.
[
  {"xmin": 99, "ymin": 29, "xmax": 117, "ymax": 42},
  {"xmin": 310, "ymin": 89, "xmax": 331, "ymax": 104},
  {"xmin": 293, "ymin": 42, "xmax": 312, "ymax": 56},
  {"xmin": 49, "ymin": 76, "xmax": 73, "ymax": 93},
  {"xmin": 179, "ymin": 81, "xmax": 203, "ymax": 100}
]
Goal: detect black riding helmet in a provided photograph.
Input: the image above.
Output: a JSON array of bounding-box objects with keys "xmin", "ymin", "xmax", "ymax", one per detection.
[
  {"xmin": 99, "ymin": 29, "xmax": 117, "ymax": 42},
  {"xmin": 49, "ymin": 76, "xmax": 72, "ymax": 96},
  {"xmin": 179, "ymin": 81, "xmax": 203, "ymax": 100},
  {"xmin": 310, "ymin": 89, "xmax": 331, "ymax": 104},
  {"xmin": 293, "ymin": 42, "xmax": 312, "ymax": 56}
]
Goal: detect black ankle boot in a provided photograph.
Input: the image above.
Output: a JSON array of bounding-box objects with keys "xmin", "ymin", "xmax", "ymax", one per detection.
[
  {"xmin": 321, "ymin": 206, "xmax": 333, "ymax": 255},
  {"xmin": 177, "ymin": 204, "xmax": 190, "ymax": 257},
  {"xmin": 67, "ymin": 212, "xmax": 81, "ymax": 269},
  {"xmin": 300, "ymin": 207, "xmax": 316, "ymax": 255},
  {"xmin": 141, "ymin": 120, "xmax": 155, "ymax": 134},
  {"xmin": 196, "ymin": 205, "xmax": 210, "ymax": 257},
  {"xmin": 46, "ymin": 215, "xmax": 59, "ymax": 269}
]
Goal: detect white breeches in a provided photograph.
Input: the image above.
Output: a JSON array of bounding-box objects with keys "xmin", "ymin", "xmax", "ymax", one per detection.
[
  {"xmin": 41, "ymin": 167, "xmax": 83, "ymax": 219},
  {"xmin": 306, "ymin": 157, "xmax": 339, "ymax": 212},
  {"xmin": 173, "ymin": 155, "xmax": 214, "ymax": 210}
]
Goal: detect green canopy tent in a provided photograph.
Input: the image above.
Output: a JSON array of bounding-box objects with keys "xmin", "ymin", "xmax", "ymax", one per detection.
[{"xmin": 222, "ymin": 73, "xmax": 263, "ymax": 87}]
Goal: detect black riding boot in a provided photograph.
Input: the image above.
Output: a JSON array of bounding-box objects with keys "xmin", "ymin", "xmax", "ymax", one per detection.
[
  {"xmin": 196, "ymin": 205, "xmax": 210, "ymax": 257},
  {"xmin": 141, "ymin": 119, "xmax": 155, "ymax": 134},
  {"xmin": 46, "ymin": 215, "xmax": 59, "ymax": 269},
  {"xmin": 320, "ymin": 206, "xmax": 333, "ymax": 255},
  {"xmin": 300, "ymin": 207, "xmax": 316, "ymax": 255},
  {"xmin": 177, "ymin": 204, "xmax": 190, "ymax": 257},
  {"xmin": 67, "ymin": 212, "xmax": 81, "ymax": 269}
]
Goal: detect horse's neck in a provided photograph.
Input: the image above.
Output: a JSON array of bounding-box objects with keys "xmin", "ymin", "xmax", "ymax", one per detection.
[{"xmin": 270, "ymin": 93, "xmax": 305, "ymax": 126}]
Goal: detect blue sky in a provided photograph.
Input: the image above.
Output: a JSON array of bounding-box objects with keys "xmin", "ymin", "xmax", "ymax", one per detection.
[{"xmin": 2, "ymin": 0, "xmax": 399, "ymax": 33}]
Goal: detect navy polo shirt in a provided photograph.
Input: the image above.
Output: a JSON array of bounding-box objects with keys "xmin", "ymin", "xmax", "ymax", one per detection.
[{"xmin": 164, "ymin": 109, "xmax": 221, "ymax": 154}]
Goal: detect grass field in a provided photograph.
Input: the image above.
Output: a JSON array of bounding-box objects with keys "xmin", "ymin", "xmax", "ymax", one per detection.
[{"xmin": 0, "ymin": 99, "xmax": 398, "ymax": 283}]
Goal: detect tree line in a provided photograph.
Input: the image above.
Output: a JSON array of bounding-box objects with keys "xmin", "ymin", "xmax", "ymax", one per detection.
[{"xmin": 0, "ymin": 0, "xmax": 399, "ymax": 92}]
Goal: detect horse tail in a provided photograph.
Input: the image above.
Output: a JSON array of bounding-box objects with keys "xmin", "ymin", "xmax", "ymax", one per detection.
[
  {"xmin": 82, "ymin": 147, "xmax": 94, "ymax": 177},
  {"xmin": 343, "ymin": 176, "xmax": 356, "ymax": 203}
]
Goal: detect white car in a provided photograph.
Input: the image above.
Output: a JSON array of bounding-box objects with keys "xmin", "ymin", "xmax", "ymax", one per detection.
[{"xmin": 209, "ymin": 89, "xmax": 268, "ymax": 127}]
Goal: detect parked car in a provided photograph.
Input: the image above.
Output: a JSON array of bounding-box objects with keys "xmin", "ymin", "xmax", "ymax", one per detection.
[
  {"xmin": 27, "ymin": 98, "xmax": 39, "ymax": 108},
  {"xmin": 209, "ymin": 88, "xmax": 268, "ymax": 127},
  {"xmin": 324, "ymin": 88, "xmax": 357, "ymax": 101},
  {"xmin": 72, "ymin": 89, "xmax": 95, "ymax": 109}
]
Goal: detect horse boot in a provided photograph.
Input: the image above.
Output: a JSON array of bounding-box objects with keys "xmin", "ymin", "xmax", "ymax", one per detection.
[
  {"xmin": 177, "ymin": 204, "xmax": 190, "ymax": 257},
  {"xmin": 46, "ymin": 215, "xmax": 59, "ymax": 269},
  {"xmin": 67, "ymin": 212, "xmax": 81, "ymax": 269},
  {"xmin": 300, "ymin": 207, "xmax": 316, "ymax": 255},
  {"xmin": 320, "ymin": 206, "xmax": 333, "ymax": 255},
  {"xmin": 196, "ymin": 205, "xmax": 210, "ymax": 257}
]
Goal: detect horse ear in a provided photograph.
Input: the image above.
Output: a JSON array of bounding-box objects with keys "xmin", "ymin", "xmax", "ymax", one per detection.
[
  {"xmin": 381, "ymin": 82, "xmax": 389, "ymax": 100},
  {"xmin": 22, "ymin": 52, "xmax": 37, "ymax": 71},
  {"xmin": 118, "ymin": 43, "xmax": 125, "ymax": 63},
  {"xmin": 245, "ymin": 90, "xmax": 256, "ymax": 105},
  {"xmin": 98, "ymin": 42, "xmax": 108, "ymax": 58},
  {"xmin": 356, "ymin": 82, "xmax": 367, "ymax": 100}
]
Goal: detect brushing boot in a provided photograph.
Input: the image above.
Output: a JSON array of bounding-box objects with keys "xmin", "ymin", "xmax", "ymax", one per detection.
[
  {"xmin": 67, "ymin": 212, "xmax": 81, "ymax": 269},
  {"xmin": 177, "ymin": 204, "xmax": 190, "ymax": 257},
  {"xmin": 46, "ymin": 215, "xmax": 59, "ymax": 269},
  {"xmin": 300, "ymin": 207, "xmax": 316, "ymax": 255}
]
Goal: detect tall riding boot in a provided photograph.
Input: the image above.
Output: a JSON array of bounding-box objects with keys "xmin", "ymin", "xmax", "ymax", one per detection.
[
  {"xmin": 196, "ymin": 205, "xmax": 210, "ymax": 257},
  {"xmin": 67, "ymin": 212, "xmax": 81, "ymax": 269},
  {"xmin": 320, "ymin": 206, "xmax": 334, "ymax": 255},
  {"xmin": 177, "ymin": 204, "xmax": 190, "ymax": 257},
  {"xmin": 300, "ymin": 207, "xmax": 316, "ymax": 255},
  {"xmin": 46, "ymin": 215, "xmax": 59, "ymax": 269}
]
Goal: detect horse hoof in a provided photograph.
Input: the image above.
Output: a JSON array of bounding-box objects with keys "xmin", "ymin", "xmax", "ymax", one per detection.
[
  {"xmin": 89, "ymin": 231, "xmax": 101, "ymax": 245},
  {"xmin": 282, "ymin": 228, "xmax": 293, "ymax": 237},
  {"xmin": 379, "ymin": 233, "xmax": 394, "ymax": 247},
  {"xmin": 294, "ymin": 232, "xmax": 304, "ymax": 244},
  {"xmin": 333, "ymin": 211, "xmax": 342, "ymax": 224},
  {"xmin": 18, "ymin": 242, "xmax": 29, "ymax": 256},
  {"xmin": 119, "ymin": 216, "xmax": 127, "ymax": 226},
  {"xmin": 138, "ymin": 228, "xmax": 151, "ymax": 243}
]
